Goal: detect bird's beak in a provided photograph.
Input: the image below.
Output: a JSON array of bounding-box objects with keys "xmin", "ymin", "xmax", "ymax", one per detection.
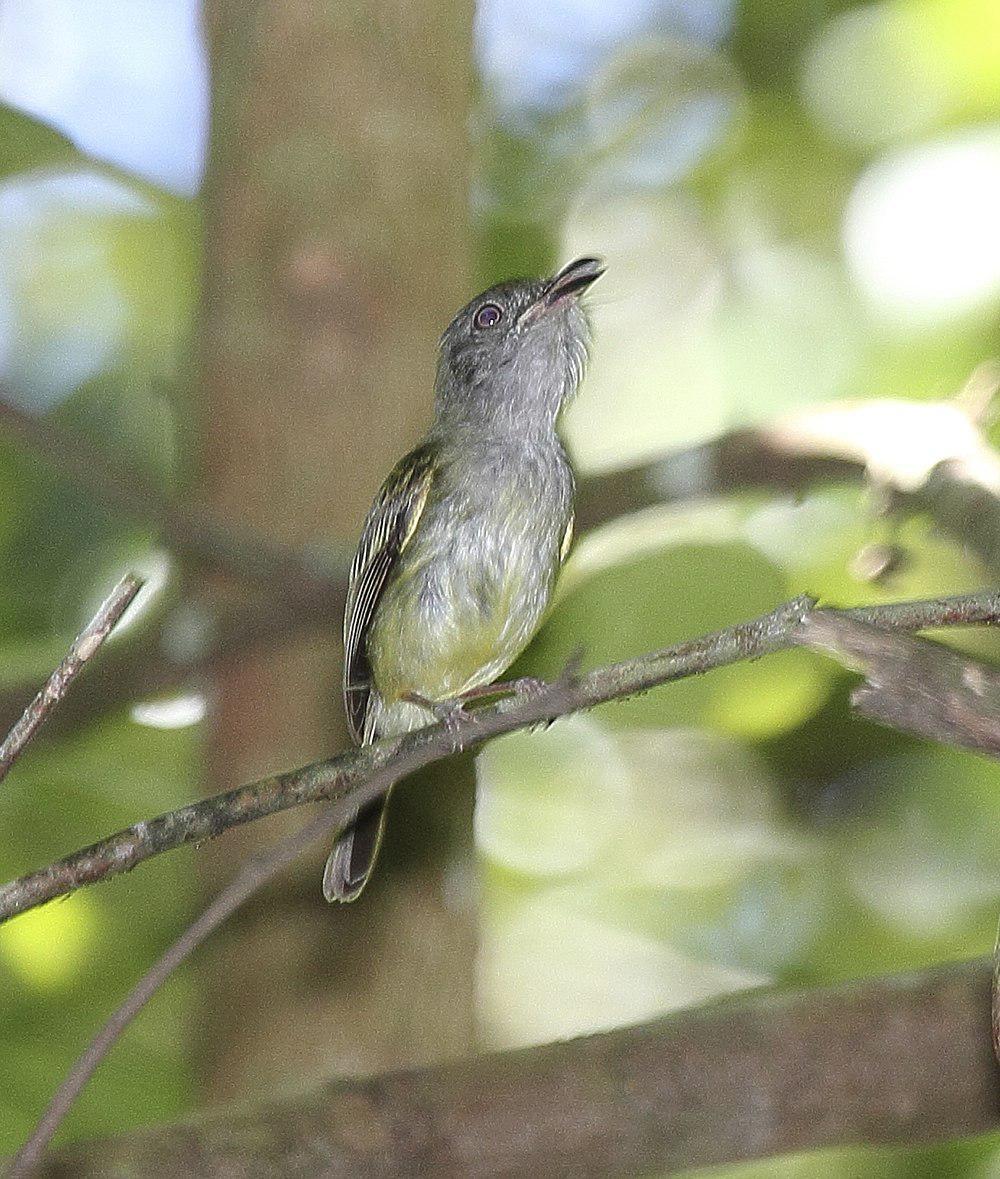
[{"xmin": 544, "ymin": 256, "xmax": 605, "ymax": 307}]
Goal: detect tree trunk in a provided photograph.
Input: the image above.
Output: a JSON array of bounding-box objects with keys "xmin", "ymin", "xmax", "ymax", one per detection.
[{"xmin": 195, "ymin": 0, "xmax": 475, "ymax": 1099}]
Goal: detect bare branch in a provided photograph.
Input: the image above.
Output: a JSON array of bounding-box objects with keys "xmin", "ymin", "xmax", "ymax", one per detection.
[
  {"xmin": 4, "ymin": 391, "xmax": 1000, "ymax": 748},
  {"xmin": 2, "ymin": 589, "xmax": 999, "ymax": 925},
  {"xmin": 797, "ymin": 611, "xmax": 1000, "ymax": 754},
  {"xmin": 23, "ymin": 957, "xmax": 1000, "ymax": 1178},
  {"xmin": 993, "ymin": 916, "xmax": 1000, "ymax": 1069},
  {"xmin": 7, "ymin": 811, "xmax": 337, "ymax": 1179},
  {"xmin": 0, "ymin": 575, "xmax": 143, "ymax": 784}
]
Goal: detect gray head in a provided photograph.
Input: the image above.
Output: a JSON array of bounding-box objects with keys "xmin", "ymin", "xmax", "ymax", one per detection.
[{"xmin": 434, "ymin": 256, "xmax": 604, "ymax": 434}]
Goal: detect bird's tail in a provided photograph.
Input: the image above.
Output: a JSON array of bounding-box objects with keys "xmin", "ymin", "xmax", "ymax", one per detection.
[
  {"xmin": 322, "ymin": 794, "xmax": 391, "ymax": 902},
  {"xmin": 323, "ymin": 694, "xmax": 433, "ymax": 902}
]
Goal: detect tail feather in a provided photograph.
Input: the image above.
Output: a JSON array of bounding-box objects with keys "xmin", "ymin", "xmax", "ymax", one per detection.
[
  {"xmin": 323, "ymin": 696, "xmax": 430, "ymax": 902},
  {"xmin": 322, "ymin": 796, "xmax": 390, "ymax": 902}
]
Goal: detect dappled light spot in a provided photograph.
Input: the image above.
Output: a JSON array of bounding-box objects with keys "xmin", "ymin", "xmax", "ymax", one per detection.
[
  {"xmin": 72, "ymin": 546, "xmax": 172, "ymax": 643},
  {"xmin": 478, "ymin": 891, "xmax": 767, "ymax": 1049},
  {"xmin": 0, "ymin": 170, "xmax": 146, "ymax": 409},
  {"xmin": 0, "ymin": 168, "xmax": 194, "ymax": 412},
  {"xmin": 477, "ymin": 721, "xmax": 824, "ymax": 1047},
  {"xmin": 843, "ymin": 130, "xmax": 1000, "ymax": 325},
  {"xmin": 131, "ymin": 692, "xmax": 206, "ymax": 730},
  {"xmin": 562, "ymin": 191, "xmax": 725, "ymax": 467},
  {"xmin": 0, "ymin": 890, "xmax": 96, "ymax": 989},
  {"xmin": 801, "ymin": 5, "xmax": 951, "ymax": 147},
  {"xmin": 476, "ymin": 714, "xmax": 631, "ymax": 876}
]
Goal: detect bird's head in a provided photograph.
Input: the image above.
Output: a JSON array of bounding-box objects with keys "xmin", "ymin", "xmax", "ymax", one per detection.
[{"xmin": 435, "ymin": 256, "xmax": 604, "ymax": 432}]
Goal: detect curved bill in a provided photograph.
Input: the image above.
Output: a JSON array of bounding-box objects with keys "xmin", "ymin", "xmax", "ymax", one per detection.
[{"xmin": 545, "ymin": 256, "xmax": 606, "ymax": 305}]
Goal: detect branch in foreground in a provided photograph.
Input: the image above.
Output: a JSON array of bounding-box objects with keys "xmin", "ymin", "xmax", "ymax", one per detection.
[
  {"xmin": 994, "ymin": 918, "xmax": 1000, "ymax": 1069},
  {"xmin": 2, "ymin": 589, "xmax": 999, "ymax": 925},
  {"xmin": 0, "ymin": 574, "xmax": 143, "ymax": 784},
  {"xmin": 27, "ymin": 957, "xmax": 1000, "ymax": 1178}
]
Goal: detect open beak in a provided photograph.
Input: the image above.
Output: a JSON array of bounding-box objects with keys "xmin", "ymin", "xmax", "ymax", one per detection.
[{"xmin": 544, "ymin": 256, "xmax": 605, "ymax": 306}]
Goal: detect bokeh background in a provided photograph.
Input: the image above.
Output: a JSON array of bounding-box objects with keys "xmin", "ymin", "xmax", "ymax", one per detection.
[{"xmin": 2, "ymin": 0, "xmax": 1000, "ymax": 1173}]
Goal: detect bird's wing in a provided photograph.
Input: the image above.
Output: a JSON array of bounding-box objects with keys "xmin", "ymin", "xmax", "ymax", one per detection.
[
  {"xmin": 343, "ymin": 442, "xmax": 436, "ymax": 743},
  {"xmin": 559, "ymin": 511, "xmax": 574, "ymax": 564}
]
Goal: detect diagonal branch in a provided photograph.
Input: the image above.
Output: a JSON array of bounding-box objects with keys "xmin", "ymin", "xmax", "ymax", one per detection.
[
  {"xmin": 6, "ymin": 810, "xmax": 339, "ymax": 1179},
  {"xmin": 3, "ymin": 589, "xmax": 999, "ymax": 925},
  {"xmin": 0, "ymin": 574, "xmax": 143, "ymax": 784},
  {"xmin": 4, "ymin": 390, "xmax": 1000, "ymax": 749}
]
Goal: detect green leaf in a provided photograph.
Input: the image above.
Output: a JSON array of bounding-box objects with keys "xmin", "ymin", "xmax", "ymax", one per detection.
[{"xmin": 0, "ymin": 103, "xmax": 78, "ymax": 180}]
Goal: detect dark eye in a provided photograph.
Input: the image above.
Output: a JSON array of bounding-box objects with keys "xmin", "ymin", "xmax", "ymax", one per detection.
[{"xmin": 474, "ymin": 302, "xmax": 503, "ymax": 330}]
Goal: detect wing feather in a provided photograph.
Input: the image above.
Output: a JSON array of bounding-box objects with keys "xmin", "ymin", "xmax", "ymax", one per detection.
[
  {"xmin": 342, "ymin": 443, "xmax": 436, "ymax": 743},
  {"xmin": 559, "ymin": 511, "xmax": 574, "ymax": 564}
]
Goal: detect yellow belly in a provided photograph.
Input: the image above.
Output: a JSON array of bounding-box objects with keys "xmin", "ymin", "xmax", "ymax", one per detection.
[{"xmin": 367, "ymin": 543, "xmax": 551, "ymax": 709}]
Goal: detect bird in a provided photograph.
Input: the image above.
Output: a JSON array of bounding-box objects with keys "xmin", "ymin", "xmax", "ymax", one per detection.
[{"xmin": 323, "ymin": 255, "xmax": 605, "ymax": 902}]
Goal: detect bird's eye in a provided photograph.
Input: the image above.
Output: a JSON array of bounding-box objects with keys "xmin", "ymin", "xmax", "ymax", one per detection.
[{"xmin": 474, "ymin": 302, "xmax": 503, "ymax": 330}]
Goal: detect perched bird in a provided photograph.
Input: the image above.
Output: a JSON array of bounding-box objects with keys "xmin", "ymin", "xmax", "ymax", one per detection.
[{"xmin": 323, "ymin": 256, "xmax": 605, "ymax": 902}]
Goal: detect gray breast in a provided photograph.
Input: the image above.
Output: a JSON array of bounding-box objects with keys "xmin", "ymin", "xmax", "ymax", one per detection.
[{"xmin": 415, "ymin": 435, "xmax": 573, "ymax": 647}]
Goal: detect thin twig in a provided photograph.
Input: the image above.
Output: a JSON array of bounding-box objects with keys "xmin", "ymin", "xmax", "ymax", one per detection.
[
  {"xmin": 5, "ymin": 589, "xmax": 1000, "ymax": 1174},
  {"xmin": 993, "ymin": 913, "xmax": 1000, "ymax": 1069},
  {"xmin": 2, "ymin": 589, "xmax": 999, "ymax": 925},
  {"xmin": 0, "ymin": 575, "xmax": 144, "ymax": 785},
  {"xmin": 7, "ymin": 811, "xmax": 337, "ymax": 1179}
]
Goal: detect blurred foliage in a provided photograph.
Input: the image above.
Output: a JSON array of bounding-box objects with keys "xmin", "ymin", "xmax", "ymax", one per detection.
[
  {"xmin": 2, "ymin": 0, "xmax": 1000, "ymax": 1172},
  {"xmin": 0, "ymin": 715, "xmax": 197, "ymax": 1145}
]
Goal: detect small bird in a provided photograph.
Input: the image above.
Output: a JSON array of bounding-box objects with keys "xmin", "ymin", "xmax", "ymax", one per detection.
[{"xmin": 323, "ymin": 256, "xmax": 605, "ymax": 902}]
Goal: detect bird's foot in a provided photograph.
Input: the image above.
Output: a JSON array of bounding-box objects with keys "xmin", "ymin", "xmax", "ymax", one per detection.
[
  {"xmin": 458, "ymin": 676, "xmax": 555, "ymax": 732},
  {"xmin": 402, "ymin": 692, "xmax": 469, "ymax": 739},
  {"xmin": 457, "ymin": 676, "xmax": 549, "ymax": 705},
  {"xmin": 401, "ymin": 678, "xmax": 552, "ymax": 742}
]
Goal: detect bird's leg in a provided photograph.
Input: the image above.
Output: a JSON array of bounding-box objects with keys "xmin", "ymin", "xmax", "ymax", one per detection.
[
  {"xmin": 457, "ymin": 677, "xmax": 548, "ymax": 704},
  {"xmin": 401, "ymin": 691, "xmax": 468, "ymax": 737},
  {"xmin": 459, "ymin": 677, "xmax": 561, "ymax": 733},
  {"xmin": 403, "ymin": 677, "xmax": 552, "ymax": 740},
  {"xmin": 402, "ymin": 678, "xmax": 550, "ymax": 739}
]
